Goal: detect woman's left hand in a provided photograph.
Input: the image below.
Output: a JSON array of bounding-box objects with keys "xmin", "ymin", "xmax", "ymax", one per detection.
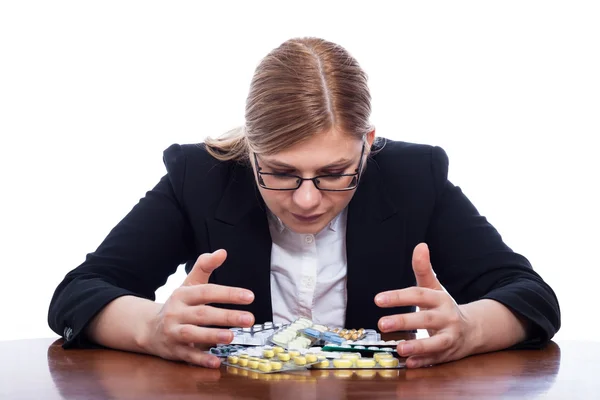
[{"xmin": 375, "ymin": 243, "xmax": 478, "ymax": 369}]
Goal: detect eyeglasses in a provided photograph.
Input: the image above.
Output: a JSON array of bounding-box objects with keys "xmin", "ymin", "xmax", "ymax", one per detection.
[{"xmin": 253, "ymin": 144, "xmax": 365, "ymax": 191}]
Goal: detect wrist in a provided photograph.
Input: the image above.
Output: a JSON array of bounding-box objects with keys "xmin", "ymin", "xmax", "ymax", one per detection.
[
  {"xmin": 134, "ymin": 301, "xmax": 163, "ymax": 355},
  {"xmin": 458, "ymin": 302, "xmax": 485, "ymax": 355}
]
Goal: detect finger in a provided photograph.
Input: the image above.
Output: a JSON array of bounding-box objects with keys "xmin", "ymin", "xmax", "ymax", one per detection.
[
  {"xmin": 183, "ymin": 249, "xmax": 228, "ymax": 286},
  {"xmin": 378, "ymin": 310, "xmax": 445, "ymax": 333},
  {"xmin": 175, "ymin": 283, "xmax": 254, "ymax": 306},
  {"xmin": 172, "ymin": 324, "xmax": 235, "ymax": 346},
  {"xmin": 173, "ymin": 344, "xmax": 223, "ymax": 369},
  {"xmin": 375, "ymin": 287, "xmax": 442, "ymax": 309},
  {"xmin": 412, "ymin": 243, "xmax": 443, "ymax": 291},
  {"xmin": 395, "ymin": 334, "xmax": 454, "ymax": 357},
  {"xmin": 181, "ymin": 305, "xmax": 255, "ymax": 328},
  {"xmin": 405, "ymin": 355, "xmax": 440, "ymax": 369}
]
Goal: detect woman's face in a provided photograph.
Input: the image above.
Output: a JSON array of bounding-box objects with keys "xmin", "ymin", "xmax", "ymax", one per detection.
[{"xmin": 252, "ymin": 129, "xmax": 375, "ymax": 234}]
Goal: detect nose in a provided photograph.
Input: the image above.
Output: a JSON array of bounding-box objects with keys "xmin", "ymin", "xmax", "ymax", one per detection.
[{"xmin": 292, "ymin": 180, "xmax": 322, "ymax": 211}]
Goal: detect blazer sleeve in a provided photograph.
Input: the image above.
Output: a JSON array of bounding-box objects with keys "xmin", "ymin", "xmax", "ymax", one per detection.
[
  {"xmin": 425, "ymin": 146, "xmax": 560, "ymax": 348},
  {"xmin": 47, "ymin": 144, "xmax": 196, "ymax": 348}
]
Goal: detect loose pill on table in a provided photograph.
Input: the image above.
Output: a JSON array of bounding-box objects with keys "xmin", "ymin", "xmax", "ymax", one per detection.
[
  {"xmin": 378, "ymin": 358, "xmax": 400, "ymax": 367},
  {"xmin": 333, "ymin": 358, "xmax": 353, "ymax": 368},
  {"xmin": 278, "ymin": 353, "xmax": 291, "ymax": 361},
  {"xmin": 227, "ymin": 355, "xmax": 239, "ymax": 364},
  {"xmin": 356, "ymin": 358, "xmax": 377, "ymax": 368},
  {"xmin": 258, "ymin": 362, "xmax": 272, "ymax": 372},
  {"xmin": 305, "ymin": 354, "xmax": 318, "ymax": 363},
  {"xmin": 248, "ymin": 360, "xmax": 259, "ymax": 369},
  {"xmin": 294, "ymin": 356, "xmax": 307, "ymax": 366},
  {"xmin": 270, "ymin": 361, "xmax": 282, "ymax": 370}
]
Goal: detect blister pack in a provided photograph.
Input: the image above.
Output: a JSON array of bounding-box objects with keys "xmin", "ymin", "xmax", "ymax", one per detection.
[
  {"xmin": 222, "ymin": 346, "xmax": 323, "ymax": 374},
  {"xmin": 309, "ymin": 352, "xmax": 405, "ymax": 370}
]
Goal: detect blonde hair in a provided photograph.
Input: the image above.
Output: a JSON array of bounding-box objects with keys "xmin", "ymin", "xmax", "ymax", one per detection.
[{"xmin": 205, "ymin": 37, "xmax": 373, "ymax": 162}]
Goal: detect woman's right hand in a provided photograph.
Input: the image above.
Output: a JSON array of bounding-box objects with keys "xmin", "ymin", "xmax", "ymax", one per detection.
[{"xmin": 142, "ymin": 249, "xmax": 255, "ymax": 368}]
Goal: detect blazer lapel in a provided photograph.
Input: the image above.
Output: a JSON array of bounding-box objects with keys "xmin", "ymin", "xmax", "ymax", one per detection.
[
  {"xmin": 345, "ymin": 157, "xmax": 414, "ymax": 329},
  {"xmin": 205, "ymin": 163, "xmax": 274, "ymax": 324}
]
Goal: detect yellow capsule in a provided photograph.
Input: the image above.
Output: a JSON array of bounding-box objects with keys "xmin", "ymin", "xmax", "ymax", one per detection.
[
  {"xmin": 340, "ymin": 353, "xmax": 360, "ymax": 362},
  {"xmin": 374, "ymin": 353, "xmax": 394, "ymax": 363},
  {"xmin": 305, "ymin": 354, "xmax": 318, "ymax": 363},
  {"xmin": 270, "ymin": 361, "xmax": 282, "ymax": 370},
  {"xmin": 294, "ymin": 356, "xmax": 307, "ymax": 366},
  {"xmin": 248, "ymin": 360, "xmax": 259, "ymax": 369},
  {"xmin": 238, "ymin": 358, "xmax": 249, "ymax": 367},
  {"xmin": 278, "ymin": 352, "xmax": 290, "ymax": 362},
  {"xmin": 351, "ymin": 333, "xmax": 359, "ymax": 340},
  {"xmin": 272, "ymin": 346, "xmax": 284, "ymax": 354},
  {"xmin": 249, "ymin": 357, "xmax": 261, "ymax": 361},
  {"xmin": 258, "ymin": 362, "xmax": 272, "ymax": 372},
  {"xmin": 289, "ymin": 350, "xmax": 301, "ymax": 358},
  {"xmin": 332, "ymin": 358, "xmax": 353, "ymax": 368},
  {"xmin": 315, "ymin": 360, "xmax": 330, "ymax": 368},
  {"xmin": 378, "ymin": 358, "xmax": 400, "ymax": 368},
  {"xmin": 262, "ymin": 349, "xmax": 275, "ymax": 358},
  {"xmin": 238, "ymin": 354, "xmax": 249, "ymax": 359},
  {"xmin": 356, "ymin": 358, "xmax": 376, "ymax": 368},
  {"xmin": 227, "ymin": 355, "xmax": 239, "ymax": 364}
]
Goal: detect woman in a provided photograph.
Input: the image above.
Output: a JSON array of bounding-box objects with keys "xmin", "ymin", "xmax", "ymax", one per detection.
[{"xmin": 48, "ymin": 37, "xmax": 560, "ymax": 369}]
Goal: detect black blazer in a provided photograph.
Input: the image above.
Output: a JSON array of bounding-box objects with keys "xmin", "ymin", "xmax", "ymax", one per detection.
[{"xmin": 48, "ymin": 138, "xmax": 560, "ymax": 348}]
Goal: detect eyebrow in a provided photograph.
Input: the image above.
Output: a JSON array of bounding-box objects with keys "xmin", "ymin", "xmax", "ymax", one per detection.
[{"xmin": 262, "ymin": 158, "xmax": 353, "ymax": 170}]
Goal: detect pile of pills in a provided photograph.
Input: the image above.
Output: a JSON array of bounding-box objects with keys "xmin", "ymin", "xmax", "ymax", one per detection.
[
  {"xmin": 271, "ymin": 318, "xmax": 318, "ymax": 349},
  {"xmin": 229, "ymin": 322, "xmax": 282, "ymax": 346}
]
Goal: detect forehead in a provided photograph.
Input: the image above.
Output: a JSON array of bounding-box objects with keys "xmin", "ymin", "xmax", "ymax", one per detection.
[{"xmin": 260, "ymin": 130, "xmax": 362, "ymax": 168}]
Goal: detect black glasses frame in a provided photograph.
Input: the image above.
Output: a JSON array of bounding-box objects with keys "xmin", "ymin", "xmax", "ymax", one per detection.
[{"xmin": 253, "ymin": 144, "xmax": 366, "ymax": 191}]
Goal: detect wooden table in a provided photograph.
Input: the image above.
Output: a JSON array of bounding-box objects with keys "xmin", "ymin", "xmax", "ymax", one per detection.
[{"xmin": 0, "ymin": 337, "xmax": 596, "ymax": 399}]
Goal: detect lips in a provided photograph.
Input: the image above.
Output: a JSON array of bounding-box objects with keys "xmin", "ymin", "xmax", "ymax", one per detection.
[{"xmin": 292, "ymin": 213, "xmax": 323, "ymax": 222}]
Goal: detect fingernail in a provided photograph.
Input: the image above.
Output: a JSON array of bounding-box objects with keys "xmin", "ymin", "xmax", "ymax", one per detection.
[
  {"xmin": 375, "ymin": 294, "xmax": 388, "ymax": 305},
  {"xmin": 217, "ymin": 331, "xmax": 232, "ymax": 343},
  {"xmin": 211, "ymin": 358, "xmax": 221, "ymax": 368},
  {"xmin": 240, "ymin": 314, "xmax": 253, "ymax": 325},
  {"xmin": 401, "ymin": 344, "xmax": 414, "ymax": 355},
  {"xmin": 240, "ymin": 291, "xmax": 254, "ymax": 302},
  {"xmin": 380, "ymin": 318, "xmax": 392, "ymax": 330}
]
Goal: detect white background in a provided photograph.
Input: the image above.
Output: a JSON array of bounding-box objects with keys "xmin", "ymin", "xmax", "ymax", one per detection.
[{"xmin": 0, "ymin": 1, "xmax": 598, "ymax": 342}]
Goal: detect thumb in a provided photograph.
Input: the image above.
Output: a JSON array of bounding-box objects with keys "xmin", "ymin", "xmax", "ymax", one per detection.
[
  {"xmin": 182, "ymin": 249, "xmax": 227, "ymax": 286},
  {"xmin": 412, "ymin": 243, "xmax": 443, "ymax": 290}
]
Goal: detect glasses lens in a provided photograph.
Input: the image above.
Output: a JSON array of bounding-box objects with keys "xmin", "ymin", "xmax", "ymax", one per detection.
[
  {"xmin": 260, "ymin": 174, "xmax": 301, "ymax": 189},
  {"xmin": 315, "ymin": 175, "xmax": 358, "ymax": 190}
]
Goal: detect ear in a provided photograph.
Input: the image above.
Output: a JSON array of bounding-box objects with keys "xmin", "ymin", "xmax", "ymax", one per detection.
[{"xmin": 366, "ymin": 128, "xmax": 376, "ymax": 148}]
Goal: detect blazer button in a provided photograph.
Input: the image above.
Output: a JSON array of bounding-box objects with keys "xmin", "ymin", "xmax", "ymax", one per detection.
[{"xmin": 64, "ymin": 326, "xmax": 74, "ymax": 341}]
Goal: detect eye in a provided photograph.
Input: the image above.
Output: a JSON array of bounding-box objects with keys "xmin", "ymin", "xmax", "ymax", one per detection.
[
  {"xmin": 323, "ymin": 170, "xmax": 345, "ymax": 175},
  {"xmin": 271, "ymin": 169, "xmax": 295, "ymax": 175}
]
